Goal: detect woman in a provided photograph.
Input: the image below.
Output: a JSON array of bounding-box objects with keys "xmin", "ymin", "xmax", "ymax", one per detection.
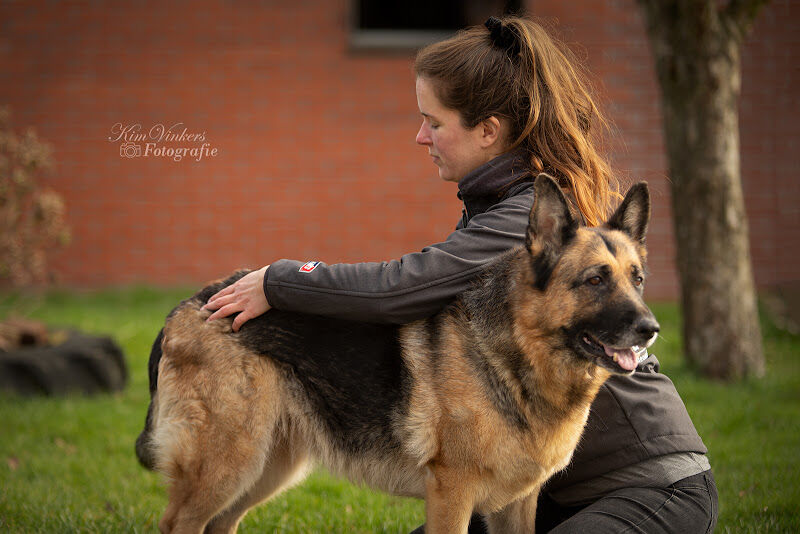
[{"xmin": 204, "ymin": 16, "xmax": 718, "ymax": 533}]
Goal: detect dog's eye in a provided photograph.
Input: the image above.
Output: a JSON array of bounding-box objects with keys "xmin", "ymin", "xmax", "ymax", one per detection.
[
  {"xmin": 633, "ymin": 276, "xmax": 644, "ymax": 286},
  {"xmin": 587, "ymin": 276, "xmax": 603, "ymax": 286}
]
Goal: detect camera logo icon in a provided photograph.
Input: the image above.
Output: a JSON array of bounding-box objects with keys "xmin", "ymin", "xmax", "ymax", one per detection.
[{"xmin": 120, "ymin": 142, "xmax": 142, "ymax": 158}]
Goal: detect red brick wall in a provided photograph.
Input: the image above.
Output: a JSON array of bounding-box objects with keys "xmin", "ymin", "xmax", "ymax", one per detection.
[
  {"xmin": 738, "ymin": 1, "xmax": 799, "ymax": 291},
  {"xmin": 0, "ymin": 0, "xmax": 796, "ymax": 298}
]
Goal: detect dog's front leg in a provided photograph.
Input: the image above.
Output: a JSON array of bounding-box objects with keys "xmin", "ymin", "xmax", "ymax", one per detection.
[
  {"xmin": 484, "ymin": 487, "xmax": 539, "ymax": 534},
  {"xmin": 424, "ymin": 465, "xmax": 476, "ymax": 534}
]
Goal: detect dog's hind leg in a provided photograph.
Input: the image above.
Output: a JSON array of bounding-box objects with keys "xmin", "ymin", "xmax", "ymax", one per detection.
[
  {"xmin": 204, "ymin": 426, "xmax": 312, "ymax": 534},
  {"xmin": 153, "ymin": 312, "xmax": 288, "ymax": 533},
  {"xmin": 155, "ymin": 387, "xmax": 286, "ymax": 534},
  {"xmin": 155, "ymin": 399, "xmax": 285, "ymax": 534}
]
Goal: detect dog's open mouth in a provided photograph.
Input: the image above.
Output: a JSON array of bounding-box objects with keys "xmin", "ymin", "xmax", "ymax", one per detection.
[{"xmin": 581, "ymin": 333, "xmax": 641, "ymax": 372}]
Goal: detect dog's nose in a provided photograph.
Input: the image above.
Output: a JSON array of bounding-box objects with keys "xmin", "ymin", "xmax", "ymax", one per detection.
[{"xmin": 635, "ymin": 317, "xmax": 660, "ymax": 339}]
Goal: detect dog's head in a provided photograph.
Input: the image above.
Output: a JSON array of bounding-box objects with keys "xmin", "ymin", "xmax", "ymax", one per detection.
[{"xmin": 521, "ymin": 174, "xmax": 659, "ymax": 375}]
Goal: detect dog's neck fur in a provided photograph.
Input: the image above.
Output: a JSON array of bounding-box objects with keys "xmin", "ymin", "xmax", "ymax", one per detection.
[{"xmin": 456, "ymin": 248, "xmax": 611, "ymax": 428}]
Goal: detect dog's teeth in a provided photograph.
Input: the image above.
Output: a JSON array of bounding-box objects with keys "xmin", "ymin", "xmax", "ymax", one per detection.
[{"xmin": 612, "ymin": 353, "xmax": 618, "ymax": 362}]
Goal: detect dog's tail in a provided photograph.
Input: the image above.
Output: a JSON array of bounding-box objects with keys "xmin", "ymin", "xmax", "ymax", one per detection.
[{"xmin": 135, "ymin": 328, "xmax": 164, "ymax": 470}]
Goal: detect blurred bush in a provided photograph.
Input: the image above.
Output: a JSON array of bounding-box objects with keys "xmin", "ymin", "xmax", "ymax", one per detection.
[{"xmin": 0, "ymin": 106, "xmax": 70, "ymax": 286}]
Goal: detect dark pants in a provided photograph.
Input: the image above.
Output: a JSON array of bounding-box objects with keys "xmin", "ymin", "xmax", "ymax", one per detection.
[{"xmin": 411, "ymin": 470, "xmax": 718, "ymax": 533}]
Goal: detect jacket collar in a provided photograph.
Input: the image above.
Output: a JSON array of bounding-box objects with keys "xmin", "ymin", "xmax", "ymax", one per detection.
[{"xmin": 457, "ymin": 148, "xmax": 532, "ymax": 218}]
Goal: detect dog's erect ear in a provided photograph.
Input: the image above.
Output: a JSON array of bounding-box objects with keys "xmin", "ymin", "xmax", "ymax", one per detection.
[
  {"xmin": 526, "ymin": 174, "xmax": 578, "ymax": 256},
  {"xmin": 605, "ymin": 182, "xmax": 650, "ymax": 245}
]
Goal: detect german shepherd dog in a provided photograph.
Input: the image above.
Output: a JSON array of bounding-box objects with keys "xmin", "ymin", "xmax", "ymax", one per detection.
[{"xmin": 136, "ymin": 175, "xmax": 658, "ymax": 534}]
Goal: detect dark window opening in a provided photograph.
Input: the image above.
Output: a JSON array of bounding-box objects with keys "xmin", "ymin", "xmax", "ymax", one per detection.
[{"xmin": 350, "ymin": 0, "xmax": 524, "ymax": 51}]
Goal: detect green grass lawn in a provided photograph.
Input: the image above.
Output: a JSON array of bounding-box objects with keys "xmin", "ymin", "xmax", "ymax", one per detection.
[{"xmin": 0, "ymin": 288, "xmax": 798, "ymax": 533}]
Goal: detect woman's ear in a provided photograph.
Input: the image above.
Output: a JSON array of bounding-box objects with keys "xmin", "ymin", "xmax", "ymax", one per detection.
[{"xmin": 478, "ymin": 116, "xmax": 504, "ymax": 148}]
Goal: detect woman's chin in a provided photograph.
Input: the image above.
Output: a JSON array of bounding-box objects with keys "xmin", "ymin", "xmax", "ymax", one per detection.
[{"xmin": 438, "ymin": 169, "xmax": 460, "ymax": 183}]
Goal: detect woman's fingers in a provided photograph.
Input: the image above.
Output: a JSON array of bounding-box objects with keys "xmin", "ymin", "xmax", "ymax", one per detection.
[
  {"xmin": 206, "ymin": 302, "xmax": 242, "ymax": 322},
  {"xmin": 231, "ymin": 310, "xmax": 253, "ymax": 333},
  {"xmin": 206, "ymin": 284, "xmax": 235, "ymax": 306},
  {"xmin": 203, "ymin": 292, "xmax": 234, "ymax": 311}
]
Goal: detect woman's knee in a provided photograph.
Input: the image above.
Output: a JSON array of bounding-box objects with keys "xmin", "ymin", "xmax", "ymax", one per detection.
[{"xmin": 546, "ymin": 471, "xmax": 719, "ymax": 533}]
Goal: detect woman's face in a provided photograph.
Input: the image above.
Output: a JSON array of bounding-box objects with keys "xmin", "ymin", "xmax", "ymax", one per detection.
[{"xmin": 415, "ymin": 77, "xmax": 501, "ymax": 183}]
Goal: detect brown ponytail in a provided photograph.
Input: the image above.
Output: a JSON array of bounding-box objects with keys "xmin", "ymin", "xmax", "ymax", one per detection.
[{"xmin": 414, "ymin": 16, "xmax": 620, "ymax": 226}]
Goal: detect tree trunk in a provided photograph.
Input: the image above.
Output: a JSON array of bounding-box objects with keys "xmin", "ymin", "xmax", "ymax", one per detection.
[{"xmin": 637, "ymin": 0, "xmax": 766, "ymax": 380}]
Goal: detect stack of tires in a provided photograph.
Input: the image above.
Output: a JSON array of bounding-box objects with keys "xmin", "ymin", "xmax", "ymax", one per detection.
[{"xmin": 0, "ymin": 319, "xmax": 127, "ymax": 395}]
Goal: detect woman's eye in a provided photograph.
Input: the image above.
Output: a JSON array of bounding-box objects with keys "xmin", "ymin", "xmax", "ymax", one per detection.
[{"xmin": 587, "ymin": 276, "xmax": 602, "ymax": 286}]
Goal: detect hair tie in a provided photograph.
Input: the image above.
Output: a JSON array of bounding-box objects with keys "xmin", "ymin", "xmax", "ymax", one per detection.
[{"xmin": 485, "ymin": 16, "xmax": 521, "ymax": 57}]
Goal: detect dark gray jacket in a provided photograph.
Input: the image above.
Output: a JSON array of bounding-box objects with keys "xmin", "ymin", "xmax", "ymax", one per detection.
[
  {"xmin": 263, "ymin": 151, "xmax": 707, "ymax": 492},
  {"xmin": 264, "ymin": 152, "xmax": 533, "ymax": 323}
]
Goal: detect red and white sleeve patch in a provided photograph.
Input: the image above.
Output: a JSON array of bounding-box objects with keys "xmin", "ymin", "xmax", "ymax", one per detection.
[{"xmin": 299, "ymin": 261, "xmax": 320, "ymax": 273}]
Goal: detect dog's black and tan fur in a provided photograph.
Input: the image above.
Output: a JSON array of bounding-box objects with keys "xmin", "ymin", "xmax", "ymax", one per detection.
[{"xmin": 136, "ymin": 175, "xmax": 659, "ymax": 534}]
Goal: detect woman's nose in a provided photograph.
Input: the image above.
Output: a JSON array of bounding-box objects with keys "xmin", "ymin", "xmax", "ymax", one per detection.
[{"xmin": 416, "ymin": 123, "xmax": 430, "ymax": 145}]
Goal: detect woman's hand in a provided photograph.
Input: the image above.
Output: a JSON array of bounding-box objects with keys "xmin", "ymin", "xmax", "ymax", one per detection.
[{"xmin": 203, "ymin": 265, "xmax": 271, "ymax": 332}]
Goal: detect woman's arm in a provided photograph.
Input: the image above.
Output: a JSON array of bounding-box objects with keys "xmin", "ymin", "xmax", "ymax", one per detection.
[
  {"xmin": 265, "ymin": 192, "xmax": 533, "ymax": 324},
  {"xmin": 207, "ymin": 189, "xmax": 533, "ymax": 328}
]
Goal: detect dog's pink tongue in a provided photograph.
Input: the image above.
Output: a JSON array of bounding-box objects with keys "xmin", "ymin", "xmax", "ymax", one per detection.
[{"xmin": 604, "ymin": 346, "xmax": 638, "ymax": 371}]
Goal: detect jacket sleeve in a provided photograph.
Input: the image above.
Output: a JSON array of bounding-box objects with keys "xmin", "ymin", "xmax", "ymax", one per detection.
[{"xmin": 263, "ymin": 191, "xmax": 533, "ymax": 324}]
